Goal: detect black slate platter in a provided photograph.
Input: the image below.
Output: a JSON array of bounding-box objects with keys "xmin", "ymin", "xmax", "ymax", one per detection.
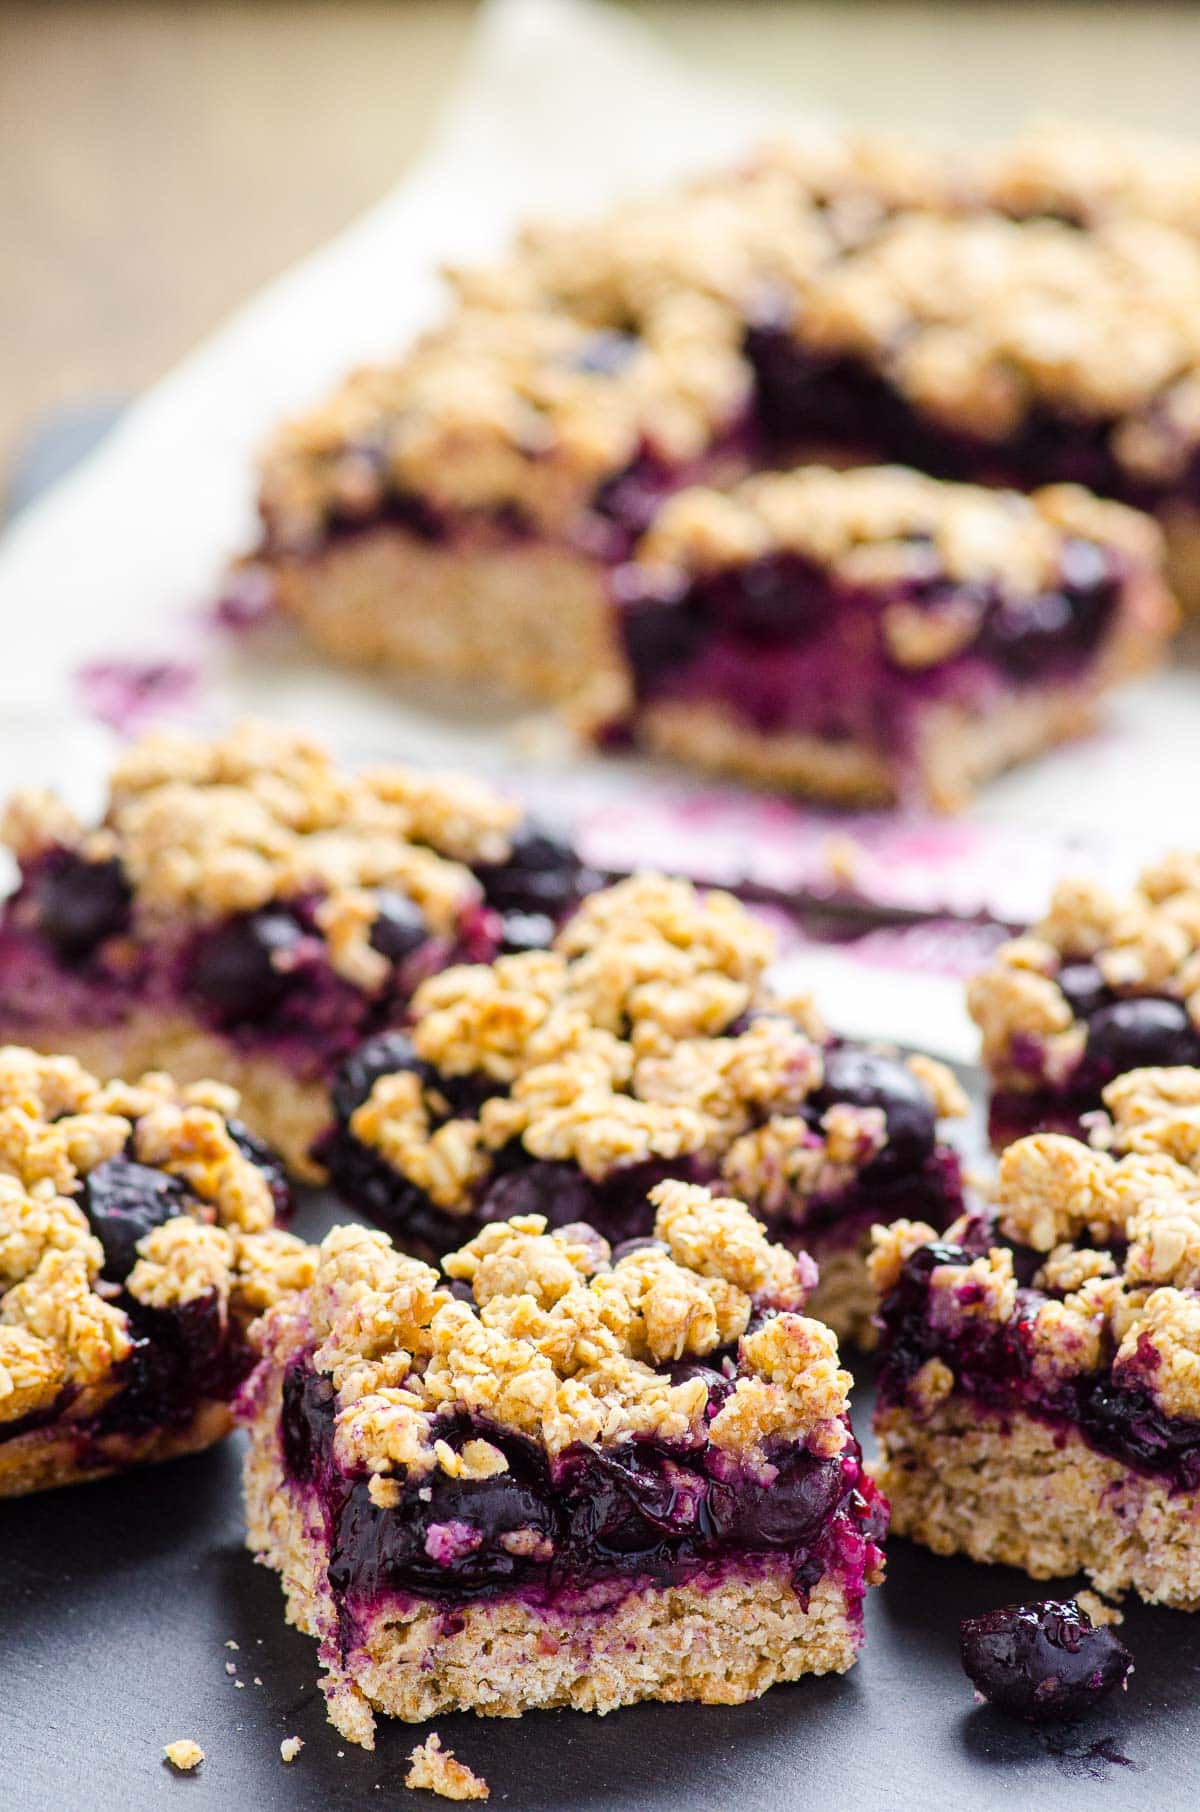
[{"xmin": 5, "ymin": 1077, "xmax": 1200, "ymax": 1812}]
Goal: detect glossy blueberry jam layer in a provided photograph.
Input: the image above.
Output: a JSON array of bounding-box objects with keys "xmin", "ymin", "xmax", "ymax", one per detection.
[
  {"xmin": 876, "ymin": 1222, "xmax": 1200, "ymax": 1493},
  {"xmin": 744, "ymin": 323, "xmax": 1200, "ymax": 514},
  {"xmin": 279, "ymin": 1358, "xmax": 887, "ymax": 1621},
  {"xmin": 320, "ymin": 1037, "xmax": 965, "ymax": 1259},
  {"xmin": 0, "ymin": 831, "xmax": 593, "ymax": 1082},
  {"xmin": 612, "ymin": 533, "xmax": 1123, "ymax": 751}
]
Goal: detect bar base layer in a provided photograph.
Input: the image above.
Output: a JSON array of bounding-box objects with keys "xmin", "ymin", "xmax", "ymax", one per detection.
[
  {"xmin": 0, "ymin": 1398, "xmax": 233, "ymax": 1497},
  {"xmin": 875, "ymin": 1399, "xmax": 1200, "ymax": 1608}
]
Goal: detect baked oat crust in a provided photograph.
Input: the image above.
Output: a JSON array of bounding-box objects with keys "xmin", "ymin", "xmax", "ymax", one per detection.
[{"xmin": 875, "ymin": 1400, "xmax": 1200, "ymax": 1609}]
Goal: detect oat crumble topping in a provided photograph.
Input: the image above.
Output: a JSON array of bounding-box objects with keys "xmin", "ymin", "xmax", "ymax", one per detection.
[
  {"xmin": 0, "ymin": 1047, "xmax": 311, "ymax": 1424},
  {"xmin": 635, "ymin": 468, "xmax": 1158, "ymax": 615},
  {"xmin": 2, "ymin": 722, "xmax": 523, "ymax": 986},
  {"xmin": 350, "ymin": 874, "xmax": 958, "ymax": 1217},
  {"xmin": 970, "ymin": 856, "xmax": 1200, "ymax": 1083},
  {"xmin": 258, "ymin": 1180, "xmax": 849, "ymax": 1470},
  {"xmin": 873, "ymin": 1067, "xmax": 1200, "ymax": 1418}
]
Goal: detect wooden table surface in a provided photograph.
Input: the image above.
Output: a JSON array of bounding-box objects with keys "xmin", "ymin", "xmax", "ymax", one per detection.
[{"xmin": 4, "ymin": 0, "xmax": 1200, "ymax": 488}]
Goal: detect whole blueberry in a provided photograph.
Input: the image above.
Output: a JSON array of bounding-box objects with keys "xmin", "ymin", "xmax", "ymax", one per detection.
[
  {"xmin": 34, "ymin": 852, "xmax": 132, "ymax": 961},
  {"xmin": 330, "ymin": 1030, "xmax": 434, "ymax": 1125},
  {"xmin": 1079, "ymin": 997, "xmax": 1200, "ymax": 1090},
  {"xmin": 811, "ymin": 1045, "xmax": 936, "ymax": 1165},
  {"xmin": 1055, "ymin": 960, "xmax": 1112, "ymax": 1021},
  {"xmin": 477, "ymin": 1161, "xmax": 597, "ymax": 1229},
  {"xmin": 702, "ymin": 551, "xmax": 829, "ymax": 646},
  {"xmin": 474, "ymin": 823, "xmax": 592, "ymax": 917},
  {"xmin": 189, "ymin": 909, "xmax": 303, "ymax": 1024},
  {"xmin": 368, "ymin": 891, "xmax": 428, "ymax": 964},
  {"xmin": 960, "ymin": 1599, "xmax": 1133, "ymax": 1722},
  {"xmin": 82, "ymin": 1157, "xmax": 191, "ymax": 1284},
  {"xmin": 497, "ymin": 911, "xmax": 556, "ymax": 955},
  {"xmin": 618, "ymin": 590, "xmax": 708, "ymax": 692}
]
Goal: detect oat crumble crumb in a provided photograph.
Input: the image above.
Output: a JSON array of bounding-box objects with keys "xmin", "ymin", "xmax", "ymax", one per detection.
[
  {"xmin": 405, "ymin": 1734, "xmax": 489, "ymax": 1801},
  {"xmin": 163, "ymin": 1740, "xmax": 204, "ymax": 1772},
  {"xmin": 280, "ymin": 1736, "xmax": 304, "ymax": 1764}
]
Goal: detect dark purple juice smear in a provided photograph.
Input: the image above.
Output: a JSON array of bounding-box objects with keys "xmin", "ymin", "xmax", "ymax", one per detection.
[
  {"xmin": 876, "ymin": 1223, "xmax": 1200, "ymax": 1491},
  {"xmin": 280, "ymin": 1360, "xmax": 887, "ymax": 1616}
]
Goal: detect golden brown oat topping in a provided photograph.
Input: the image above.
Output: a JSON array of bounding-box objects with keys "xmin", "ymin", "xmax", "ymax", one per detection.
[
  {"xmin": 0, "ymin": 1047, "xmax": 307, "ymax": 1422},
  {"xmin": 405, "ymin": 1733, "xmax": 489, "ymax": 1802},
  {"xmin": 355, "ymin": 878, "xmax": 956, "ymax": 1217},
  {"xmin": 636, "ymin": 467, "xmax": 1158, "ymax": 607},
  {"xmin": 984, "ymin": 120, "xmax": 1200, "ymax": 238},
  {"xmin": 2, "ymin": 723, "xmax": 522, "ymax": 978},
  {"xmin": 876, "ymin": 1085, "xmax": 1200, "ymax": 1417},
  {"xmin": 791, "ymin": 211, "xmax": 1200, "ymax": 442},
  {"xmin": 270, "ymin": 1183, "xmax": 849, "ymax": 1467},
  {"xmin": 971, "ymin": 857, "xmax": 1200, "ymax": 1084}
]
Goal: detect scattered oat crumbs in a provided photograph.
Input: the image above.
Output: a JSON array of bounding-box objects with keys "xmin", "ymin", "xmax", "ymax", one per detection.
[
  {"xmin": 163, "ymin": 1740, "xmax": 204, "ymax": 1773},
  {"xmin": 224, "ymin": 1661, "xmax": 237, "ymax": 1676},
  {"xmin": 280, "ymin": 1737, "xmax": 304, "ymax": 1764},
  {"xmin": 405, "ymin": 1733, "xmax": 490, "ymax": 1801},
  {"xmin": 224, "ymin": 1640, "xmax": 239, "ymax": 1650}
]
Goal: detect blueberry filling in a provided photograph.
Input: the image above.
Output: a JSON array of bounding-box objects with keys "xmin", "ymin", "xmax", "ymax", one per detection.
[
  {"xmin": 612, "ymin": 532, "xmax": 1121, "ymax": 746},
  {"xmin": 33, "ymin": 851, "xmax": 132, "ymax": 962},
  {"xmin": 81, "ymin": 1156, "xmax": 192, "ymax": 1285},
  {"xmin": 876, "ymin": 1229, "xmax": 1200, "ymax": 1492},
  {"xmin": 810, "ymin": 1047, "xmax": 936, "ymax": 1175},
  {"xmin": 1074, "ymin": 997, "xmax": 1200, "ymax": 1094},
  {"xmin": 960, "ymin": 1599, "xmax": 1133, "ymax": 1722},
  {"xmin": 998, "ymin": 993, "xmax": 1200, "ymax": 1144},
  {"xmin": 280, "ymin": 1360, "xmax": 885, "ymax": 1610},
  {"xmin": 742, "ymin": 322, "xmax": 1193, "ymax": 513}
]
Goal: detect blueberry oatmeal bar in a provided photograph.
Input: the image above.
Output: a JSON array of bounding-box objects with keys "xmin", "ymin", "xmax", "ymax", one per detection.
[
  {"xmin": 318, "ymin": 874, "xmax": 967, "ymax": 1346},
  {"xmin": 871, "ymin": 1065, "xmax": 1200, "ymax": 1606},
  {"xmin": 239, "ymin": 1183, "xmax": 887, "ymax": 1745},
  {"xmin": 606, "ymin": 466, "xmax": 1171, "ymax": 809},
  {"xmin": 0, "ymin": 722, "xmax": 594, "ymax": 1178},
  {"xmin": 969, "ymin": 853, "xmax": 1200, "ymax": 1146},
  {"xmin": 235, "ymin": 138, "xmax": 1198, "ymax": 786},
  {"xmin": 0, "ymin": 1045, "xmax": 312, "ymax": 1495}
]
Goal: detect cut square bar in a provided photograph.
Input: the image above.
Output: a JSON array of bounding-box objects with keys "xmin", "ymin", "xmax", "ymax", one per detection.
[
  {"xmin": 872, "ymin": 1065, "xmax": 1200, "ymax": 1606},
  {"xmin": 239, "ymin": 1181, "xmax": 887, "ymax": 1746}
]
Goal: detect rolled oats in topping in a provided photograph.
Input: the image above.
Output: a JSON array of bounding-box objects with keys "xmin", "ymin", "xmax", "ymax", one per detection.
[
  {"xmin": 0, "ymin": 1047, "xmax": 308, "ymax": 1424},
  {"xmin": 2, "ymin": 723, "xmax": 523, "ymax": 979},
  {"xmin": 636, "ymin": 467, "xmax": 1158, "ymax": 604},
  {"xmin": 878, "ymin": 1074, "xmax": 1200, "ymax": 1420},
  {"xmin": 269, "ymin": 1182, "xmax": 847, "ymax": 1470}
]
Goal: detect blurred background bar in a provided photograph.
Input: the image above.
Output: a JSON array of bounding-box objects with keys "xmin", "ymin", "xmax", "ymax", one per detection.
[{"xmin": 4, "ymin": 0, "xmax": 1200, "ymax": 494}]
